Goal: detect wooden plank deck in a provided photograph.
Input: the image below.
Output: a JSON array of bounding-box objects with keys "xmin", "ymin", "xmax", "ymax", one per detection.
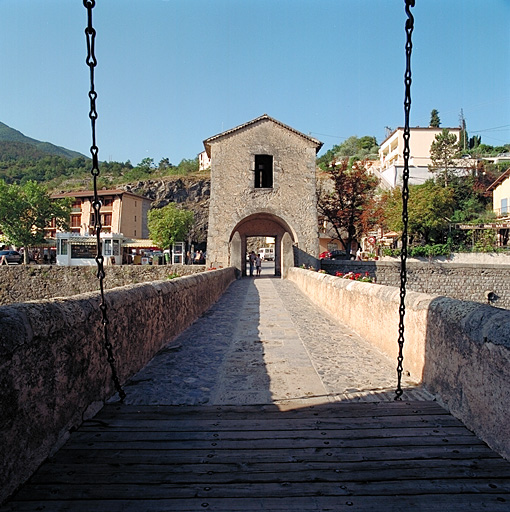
[{"xmin": 3, "ymin": 401, "xmax": 510, "ymax": 511}]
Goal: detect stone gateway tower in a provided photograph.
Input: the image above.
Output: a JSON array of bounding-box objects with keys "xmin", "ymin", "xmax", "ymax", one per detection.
[{"xmin": 204, "ymin": 114, "xmax": 322, "ymax": 277}]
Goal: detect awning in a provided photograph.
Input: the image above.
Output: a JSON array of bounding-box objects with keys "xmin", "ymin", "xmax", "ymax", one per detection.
[
  {"xmin": 122, "ymin": 239, "xmax": 159, "ymax": 249},
  {"xmin": 67, "ymin": 237, "xmax": 97, "ymax": 245}
]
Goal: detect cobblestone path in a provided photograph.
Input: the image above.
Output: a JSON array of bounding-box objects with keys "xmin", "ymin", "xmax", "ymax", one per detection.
[{"xmin": 115, "ymin": 273, "xmax": 430, "ymax": 407}]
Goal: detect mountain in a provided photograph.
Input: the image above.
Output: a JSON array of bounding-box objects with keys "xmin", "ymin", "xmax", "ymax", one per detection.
[{"xmin": 0, "ymin": 122, "xmax": 86, "ymax": 160}]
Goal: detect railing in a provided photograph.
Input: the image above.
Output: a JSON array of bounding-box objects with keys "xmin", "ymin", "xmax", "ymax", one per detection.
[{"xmin": 493, "ymin": 208, "xmax": 510, "ymax": 219}]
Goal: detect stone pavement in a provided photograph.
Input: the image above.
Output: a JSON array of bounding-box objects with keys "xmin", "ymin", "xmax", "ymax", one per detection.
[{"xmin": 114, "ymin": 267, "xmax": 431, "ymax": 407}]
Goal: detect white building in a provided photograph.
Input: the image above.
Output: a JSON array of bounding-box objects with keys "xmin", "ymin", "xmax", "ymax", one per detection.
[
  {"xmin": 376, "ymin": 127, "xmax": 462, "ymax": 188},
  {"xmin": 56, "ymin": 232, "xmax": 124, "ymax": 266},
  {"xmin": 198, "ymin": 150, "xmax": 211, "ymax": 171}
]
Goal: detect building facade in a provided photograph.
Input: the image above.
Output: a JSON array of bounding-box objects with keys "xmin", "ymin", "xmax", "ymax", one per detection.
[
  {"xmin": 489, "ymin": 169, "xmax": 510, "ymax": 218},
  {"xmin": 198, "ymin": 150, "xmax": 211, "ymax": 171},
  {"xmin": 204, "ymin": 114, "xmax": 322, "ymax": 276},
  {"xmin": 377, "ymin": 126, "xmax": 462, "ymax": 188},
  {"xmin": 49, "ymin": 189, "xmax": 152, "ymax": 239}
]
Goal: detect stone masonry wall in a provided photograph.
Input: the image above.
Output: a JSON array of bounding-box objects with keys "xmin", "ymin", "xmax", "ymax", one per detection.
[
  {"xmin": 321, "ymin": 260, "xmax": 510, "ymax": 309},
  {"xmin": 0, "ymin": 267, "xmax": 236, "ymax": 504},
  {"xmin": 288, "ymin": 267, "xmax": 510, "ymax": 462},
  {"xmin": 206, "ymin": 117, "xmax": 320, "ymax": 268},
  {"xmin": 0, "ymin": 265, "xmax": 206, "ymax": 306}
]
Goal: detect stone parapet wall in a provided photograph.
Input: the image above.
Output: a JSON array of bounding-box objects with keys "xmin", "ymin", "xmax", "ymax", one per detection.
[
  {"xmin": 321, "ymin": 260, "xmax": 510, "ymax": 309},
  {"xmin": 0, "ymin": 267, "xmax": 236, "ymax": 504},
  {"xmin": 287, "ymin": 267, "xmax": 510, "ymax": 462},
  {"xmin": 0, "ymin": 265, "xmax": 206, "ymax": 306}
]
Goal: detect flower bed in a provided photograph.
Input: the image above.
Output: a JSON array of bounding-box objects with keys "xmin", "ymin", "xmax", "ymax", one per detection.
[{"xmin": 335, "ymin": 271, "xmax": 375, "ymax": 283}]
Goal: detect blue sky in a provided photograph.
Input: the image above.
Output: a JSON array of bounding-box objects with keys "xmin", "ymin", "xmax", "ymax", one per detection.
[{"xmin": 0, "ymin": 0, "xmax": 508, "ymax": 166}]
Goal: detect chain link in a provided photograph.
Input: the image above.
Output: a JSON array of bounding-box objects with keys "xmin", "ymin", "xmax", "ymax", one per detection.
[
  {"xmin": 395, "ymin": 0, "xmax": 415, "ymax": 401},
  {"xmin": 84, "ymin": 0, "xmax": 126, "ymax": 401}
]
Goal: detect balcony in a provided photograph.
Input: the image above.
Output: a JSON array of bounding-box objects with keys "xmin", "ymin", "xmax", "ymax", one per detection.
[{"xmin": 494, "ymin": 207, "xmax": 510, "ymax": 219}]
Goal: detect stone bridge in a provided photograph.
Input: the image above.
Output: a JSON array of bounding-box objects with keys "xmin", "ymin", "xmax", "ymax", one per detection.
[{"xmin": 1, "ymin": 266, "xmax": 510, "ymax": 509}]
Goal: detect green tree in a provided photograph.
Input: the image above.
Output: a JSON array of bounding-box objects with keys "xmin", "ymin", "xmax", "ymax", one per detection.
[
  {"xmin": 469, "ymin": 135, "xmax": 481, "ymax": 149},
  {"xmin": 458, "ymin": 108, "xmax": 468, "ymax": 152},
  {"xmin": 138, "ymin": 157, "xmax": 155, "ymax": 172},
  {"xmin": 382, "ymin": 181, "xmax": 455, "ymax": 245},
  {"xmin": 317, "ymin": 135, "xmax": 379, "ymax": 170},
  {"xmin": 318, "ymin": 159, "xmax": 381, "ymax": 256},
  {"xmin": 429, "ymin": 109, "xmax": 441, "ymax": 128},
  {"xmin": 147, "ymin": 203, "xmax": 194, "ymax": 250},
  {"xmin": 0, "ymin": 180, "xmax": 71, "ymax": 263},
  {"xmin": 158, "ymin": 158, "xmax": 173, "ymax": 172},
  {"xmin": 428, "ymin": 129, "xmax": 461, "ymax": 187},
  {"xmin": 174, "ymin": 157, "xmax": 199, "ymax": 175}
]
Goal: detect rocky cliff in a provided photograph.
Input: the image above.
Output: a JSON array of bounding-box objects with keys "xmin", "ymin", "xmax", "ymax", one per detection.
[{"xmin": 123, "ymin": 176, "xmax": 211, "ymax": 244}]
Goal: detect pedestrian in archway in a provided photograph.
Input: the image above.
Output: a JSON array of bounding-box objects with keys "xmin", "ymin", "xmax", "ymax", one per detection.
[
  {"xmin": 256, "ymin": 253, "xmax": 262, "ymax": 276},
  {"xmin": 249, "ymin": 251, "xmax": 256, "ymax": 276}
]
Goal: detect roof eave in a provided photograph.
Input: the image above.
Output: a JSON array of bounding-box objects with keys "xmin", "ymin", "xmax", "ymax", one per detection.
[{"xmin": 203, "ymin": 114, "xmax": 323, "ymax": 157}]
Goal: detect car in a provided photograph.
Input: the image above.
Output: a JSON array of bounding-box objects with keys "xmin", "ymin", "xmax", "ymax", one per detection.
[
  {"xmin": 329, "ymin": 250, "xmax": 352, "ymax": 260},
  {"xmin": 258, "ymin": 247, "xmax": 274, "ymax": 261},
  {"xmin": 319, "ymin": 251, "xmax": 331, "ymax": 259},
  {"xmin": 0, "ymin": 250, "xmax": 23, "ymax": 264}
]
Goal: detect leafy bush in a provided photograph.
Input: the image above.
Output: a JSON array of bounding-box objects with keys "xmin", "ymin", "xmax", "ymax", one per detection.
[
  {"xmin": 408, "ymin": 244, "xmax": 451, "ymax": 257},
  {"xmin": 383, "ymin": 244, "xmax": 451, "ymax": 258},
  {"xmin": 382, "ymin": 247, "xmax": 401, "ymax": 257}
]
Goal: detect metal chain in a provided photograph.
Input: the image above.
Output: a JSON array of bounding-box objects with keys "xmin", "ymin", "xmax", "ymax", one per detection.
[
  {"xmin": 395, "ymin": 0, "xmax": 415, "ymax": 400},
  {"xmin": 84, "ymin": 0, "xmax": 126, "ymax": 401}
]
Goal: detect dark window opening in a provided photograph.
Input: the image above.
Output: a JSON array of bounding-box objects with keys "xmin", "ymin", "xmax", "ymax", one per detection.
[{"xmin": 254, "ymin": 154, "xmax": 273, "ymax": 188}]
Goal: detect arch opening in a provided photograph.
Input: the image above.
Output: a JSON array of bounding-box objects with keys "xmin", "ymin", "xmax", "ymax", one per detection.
[{"xmin": 229, "ymin": 213, "xmax": 297, "ymax": 277}]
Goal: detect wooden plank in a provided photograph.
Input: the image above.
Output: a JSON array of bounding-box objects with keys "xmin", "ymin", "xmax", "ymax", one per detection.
[
  {"xmin": 3, "ymin": 494, "xmax": 510, "ymax": 512},
  {"xmin": 56, "ymin": 434, "xmax": 486, "ymax": 451},
  {"xmin": 79, "ymin": 414, "xmax": 465, "ymax": 432},
  {"xmin": 70, "ymin": 425, "xmax": 475, "ymax": 443},
  {"xmin": 29, "ymin": 459, "xmax": 510, "ymax": 485},
  {"xmin": 12, "ymin": 478, "xmax": 510, "ymax": 500},
  {"xmin": 4, "ymin": 402, "xmax": 510, "ymax": 512},
  {"xmin": 49, "ymin": 444, "xmax": 502, "ymax": 465}
]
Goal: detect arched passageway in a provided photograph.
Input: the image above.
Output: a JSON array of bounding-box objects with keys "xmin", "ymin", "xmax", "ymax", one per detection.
[{"xmin": 229, "ymin": 212, "xmax": 296, "ymax": 277}]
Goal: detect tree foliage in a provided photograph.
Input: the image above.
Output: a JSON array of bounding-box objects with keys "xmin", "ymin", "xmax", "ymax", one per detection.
[
  {"xmin": 317, "ymin": 136, "xmax": 379, "ymax": 170},
  {"xmin": 458, "ymin": 108, "xmax": 468, "ymax": 152},
  {"xmin": 0, "ymin": 180, "xmax": 72, "ymax": 262},
  {"xmin": 382, "ymin": 181, "xmax": 455, "ymax": 245},
  {"xmin": 318, "ymin": 159, "xmax": 381, "ymax": 255},
  {"xmin": 428, "ymin": 129, "xmax": 462, "ymax": 187},
  {"xmin": 147, "ymin": 203, "xmax": 194, "ymax": 249},
  {"xmin": 429, "ymin": 109, "xmax": 441, "ymax": 128},
  {"xmin": 0, "ymin": 142, "xmax": 201, "ymax": 191}
]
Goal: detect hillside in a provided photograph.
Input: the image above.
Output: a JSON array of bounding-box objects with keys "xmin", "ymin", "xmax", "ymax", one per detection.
[{"xmin": 0, "ymin": 122, "xmax": 85, "ymax": 160}]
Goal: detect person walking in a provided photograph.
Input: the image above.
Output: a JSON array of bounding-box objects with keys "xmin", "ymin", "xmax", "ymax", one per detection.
[
  {"xmin": 249, "ymin": 251, "xmax": 256, "ymax": 276},
  {"xmin": 255, "ymin": 253, "xmax": 262, "ymax": 276}
]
